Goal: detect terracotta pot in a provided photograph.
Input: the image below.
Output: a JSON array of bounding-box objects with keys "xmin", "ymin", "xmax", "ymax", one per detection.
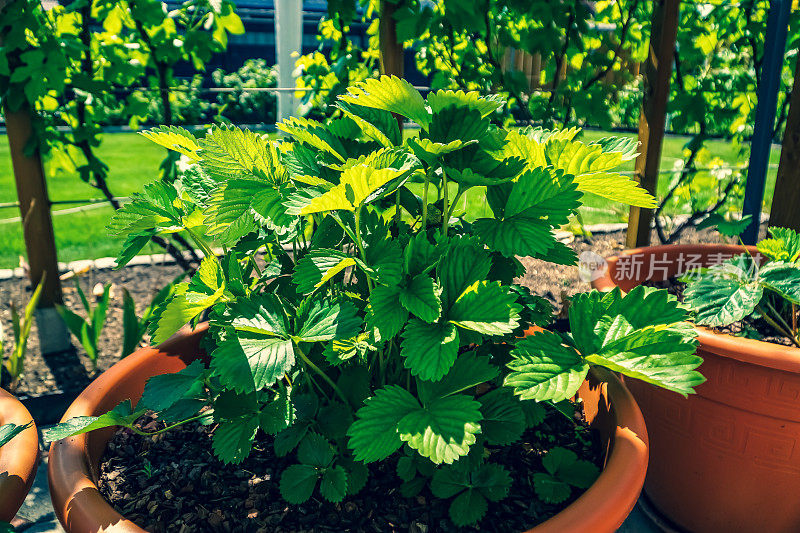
[
  {"xmin": 49, "ymin": 323, "xmax": 648, "ymax": 533},
  {"xmin": 0, "ymin": 387, "xmax": 39, "ymax": 522},
  {"xmin": 593, "ymin": 243, "xmax": 800, "ymax": 533}
]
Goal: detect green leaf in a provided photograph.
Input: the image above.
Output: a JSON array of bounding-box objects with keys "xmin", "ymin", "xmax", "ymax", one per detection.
[
  {"xmin": 533, "ymin": 473, "xmax": 571, "ymax": 504},
  {"xmin": 571, "ymin": 171, "xmax": 656, "ymax": 208},
  {"xmin": 150, "ymin": 283, "xmax": 223, "ymax": 344},
  {"xmin": 341, "ymin": 458, "xmax": 369, "ymax": 495},
  {"xmin": 199, "ymin": 126, "xmax": 286, "ymax": 182},
  {"xmin": 426, "ymin": 90, "xmax": 505, "ymax": 118},
  {"xmin": 212, "ymin": 416, "xmax": 259, "ymax": 464},
  {"xmin": 297, "ymin": 432, "xmax": 334, "ymax": 467},
  {"xmin": 448, "ymin": 281, "xmax": 521, "ymax": 335},
  {"xmin": 139, "ymin": 360, "xmax": 205, "ymax": 412},
  {"xmin": 298, "ymin": 165, "xmax": 406, "ymax": 214},
  {"xmin": 295, "ymin": 299, "xmax": 361, "ymax": 343},
  {"xmin": 107, "ymin": 181, "xmax": 183, "ymax": 237},
  {"xmin": 348, "ymin": 385, "xmax": 420, "ymax": 462},
  {"xmin": 320, "ymin": 466, "xmax": 348, "ymax": 503},
  {"xmin": 758, "ymin": 227, "xmax": 800, "ymax": 262},
  {"xmin": 335, "ymin": 100, "xmax": 402, "ymax": 147},
  {"xmin": 279, "ymin": 464, "xmax": 319, "ymax": 504},
  {"xmin": 684, "ymin": 260, "xmax": 762, "ymax": 326},
  {"xmin": 759, "ymin": 262, "xmax": 800, "ymax": 304},
  {"xmin": 477, "ymin": 388, "xmax": 525, "ymax": 445},
  {"xmin": 473, "ymin": 216, "xmax": 557, "ymax": 258},
  {"xmin": 368, "ymin": 285, "xmax": 409, "ymax": 341},
  {"xmin": 317, "ymin": 402, "xmax": 353, "ymax": 439},
  {"xmin": 472, "ymin": 463, "xmax": 512, "ymax": 501},
  {"xmin": 294, "ymin": 250, "xmax": 357, "ymax": 293},
  {"xmin": 225, "ymin": 294, "xmax": 290, "ymax": 336},
  {"xmin": 210, "ymin": 333, "xmax": 295, "ymax": 393},
  {"xmin": 541, "ymin": 447, "xmax": 599, "ymax": 489},
  {"xmin": 0, "ymin": 422, "xmax": 30, "ymax": 448},
  {"xmin": 274, "ymin": 423, "xmax": 310, "ymax": 457},
  {"xmin": 401, "ymin": 320, "xmax": 459, "ymax": 381},
  {"xmin": 398, "ymin": 395, "xmax": 482, "ymax": 464},
  {"xmin": 418, "ymin": 351, "xmax": 499, "ymax": 402},
  {"xmin": 449, "ymin": 489, "xmax": 488, "ymax": 526},
  {"xmin": 44, "ymin": 400, "xmax": 142, "ymax": 442},
  {"xmin": 277, "ymin": 117, "xmax": 347, "ymax": 162},
  {"xmin": 400, "ymin": 275, "xmax": 442, "ymax": 322},
  {"xmin": 438, "ymin": 236, "xmax": 492, "ymax": 308},
  {"xmin": 259, "ymin": 390, "xmax": 295, "ymax": 435},
  {"xmin": 505, "ymin": 331, "xmax": 590, "ymax": 402},
  {"xmin": 340, "ymin": 75, "xmax": 431, "ymax": 129},
  {"xmin": 696, "ymin": 213, "xmax": 753, "ymax": 237},
  {"xmin": 140, "ymin": 126, "xmax": 200, "ymax": 160},
  {"xmin": 585, "ymin": 325, "xmax": 705, "ymax": 396}
]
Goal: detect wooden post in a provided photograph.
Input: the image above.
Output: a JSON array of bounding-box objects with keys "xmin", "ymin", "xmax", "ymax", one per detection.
[
  {"xmin": 5, "ymin": 106, "xmax": 71, "ymax": 354},
  {"xmin": 626, "ymin": 0, "xmax": 680, "ymax": 248},
  {"xmin": 770, "ymin": 51, "xmax": 800, "ymax": 232},
  {"xmin": 378, "ymin": 0, "xmax": 404, "ymax": 80}
]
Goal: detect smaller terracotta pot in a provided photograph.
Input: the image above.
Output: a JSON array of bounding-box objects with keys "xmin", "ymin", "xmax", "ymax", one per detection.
[
  {"xmin": 49, "ymin": 323, "xmax": 648, "ymax": 533},
  {"xmin": 0, "ymin": 387, "xmax": 39, "ymax": 522},
  {"xmin": 592, "ymin": 243, "xmax": 800, "ymax": 533}
]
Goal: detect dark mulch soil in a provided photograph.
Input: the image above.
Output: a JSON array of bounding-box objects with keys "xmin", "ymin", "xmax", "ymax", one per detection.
[
  {"xmin": 645, "ymin": 276, "xmax": 795, "ymax": 347},
  {"xmin": 98, "ymin": 406, "xmax": 601, "ymax": 533}
]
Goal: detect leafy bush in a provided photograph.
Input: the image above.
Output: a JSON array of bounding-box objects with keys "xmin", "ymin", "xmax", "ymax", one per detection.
[
  {"xmin": 684, "ymin": 227, "xmax": 800, "ymax": 347},
  {"xmin": 212, "ymin": 59, "xmax": 278, "ymax": 124},
  {"xmin": 46, "ymin": 77, "xmax": 703, "ymax": 527}
]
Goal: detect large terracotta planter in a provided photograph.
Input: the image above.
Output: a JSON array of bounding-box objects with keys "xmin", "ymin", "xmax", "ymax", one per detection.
[
  {"xmin": 0, "ymin": 387, "xmax": 39, "ymax": 522},
  {"xmin": 49, "ymin": 323, "xmax": 648, "ymax": 533},
  {"xmin": 593, "ymin": 243, "xmax": 800, "ymax": 533}
]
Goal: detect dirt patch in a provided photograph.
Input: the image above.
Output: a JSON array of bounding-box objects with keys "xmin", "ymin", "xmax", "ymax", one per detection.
[{"xmin": 0, "ymin": 261, "xmax": 186, "ymax": 396}]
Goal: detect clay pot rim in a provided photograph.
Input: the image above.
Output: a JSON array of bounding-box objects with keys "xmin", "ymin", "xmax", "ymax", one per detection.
[
  {"xmin": 0, "ymin": 387, "xmax": 40, "ymax": 522},
  {"xmin": 592, "ymin": 243, "xmax": 800, "ymax": 374},
  {"xmin": 49, "ymin": 324, "xmax": 647, "ymax": 533}
]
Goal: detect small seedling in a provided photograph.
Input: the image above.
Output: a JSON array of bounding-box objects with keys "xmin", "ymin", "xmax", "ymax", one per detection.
[
  {"xmin": 121, "ymin": 273, "xmax": 184, "ymax": 357},
  {"xmin": 1, "ymin": 274, "xmax": 45, "ymax": 391},
  {"xmin": 56, "ymin": 279, "xmax": 111, "ymax": 371}
]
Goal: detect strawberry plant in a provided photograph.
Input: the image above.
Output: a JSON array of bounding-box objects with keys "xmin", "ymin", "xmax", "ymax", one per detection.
[
  {"xmin": 46, "ymin": 76, "xmax": 704, "ymax": 526},
  {"xmin": 684, "ymin": 227, "xmax": 800, "ymax": 347}
]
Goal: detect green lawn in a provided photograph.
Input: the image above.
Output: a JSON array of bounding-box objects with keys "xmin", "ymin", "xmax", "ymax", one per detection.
[{"xmin": 0, "ymin": 130, "xmax": 782, "ymax": 268}]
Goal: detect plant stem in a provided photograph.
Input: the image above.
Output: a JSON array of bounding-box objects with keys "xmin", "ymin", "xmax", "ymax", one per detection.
[
  {"xmin": 185, "ymin": 227, "xmax": 215, "ymax": 260},
  {"xmin": 354, "ymin": 206, "xmax": 373, "ymax": 292},
  {"xmin": 130, "ymin": 412, "xmax": 210, "ymax": 437},
  {"xmin": 394, "ymin": 190, "xmax": 402, "ymax": 231},
  {"xmin": 422, "ymin": 168, "xmax": 430, "ymax": 229},
  {"xmin": 447, "ymin": 186, "xmax": 465, "ymax": 221},
  {"xmin": 295, "ymin": 344, "xmax": 350, "ymax": 406},
  {"xmin": 757, "ymin": 304, "xmax": 800, "ymax": 347},
  {"xmin": 441, "ymin": 167, "xmax": 449, "ymax": 237}
]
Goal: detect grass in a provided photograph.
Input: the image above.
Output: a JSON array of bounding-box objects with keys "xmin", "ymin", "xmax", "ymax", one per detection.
[{"xmin": 0, "ymin": 129, "xmax": 782, "ymax": 268}]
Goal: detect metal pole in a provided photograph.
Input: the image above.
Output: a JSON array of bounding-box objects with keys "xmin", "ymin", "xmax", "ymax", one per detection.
[
  {"xmin": 274, "ymin": 0, "xmax": 302, "ymax": 122},
  {"xmin": 741, "ymin": 0, "xmax": 791, "ymax": 244}
]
